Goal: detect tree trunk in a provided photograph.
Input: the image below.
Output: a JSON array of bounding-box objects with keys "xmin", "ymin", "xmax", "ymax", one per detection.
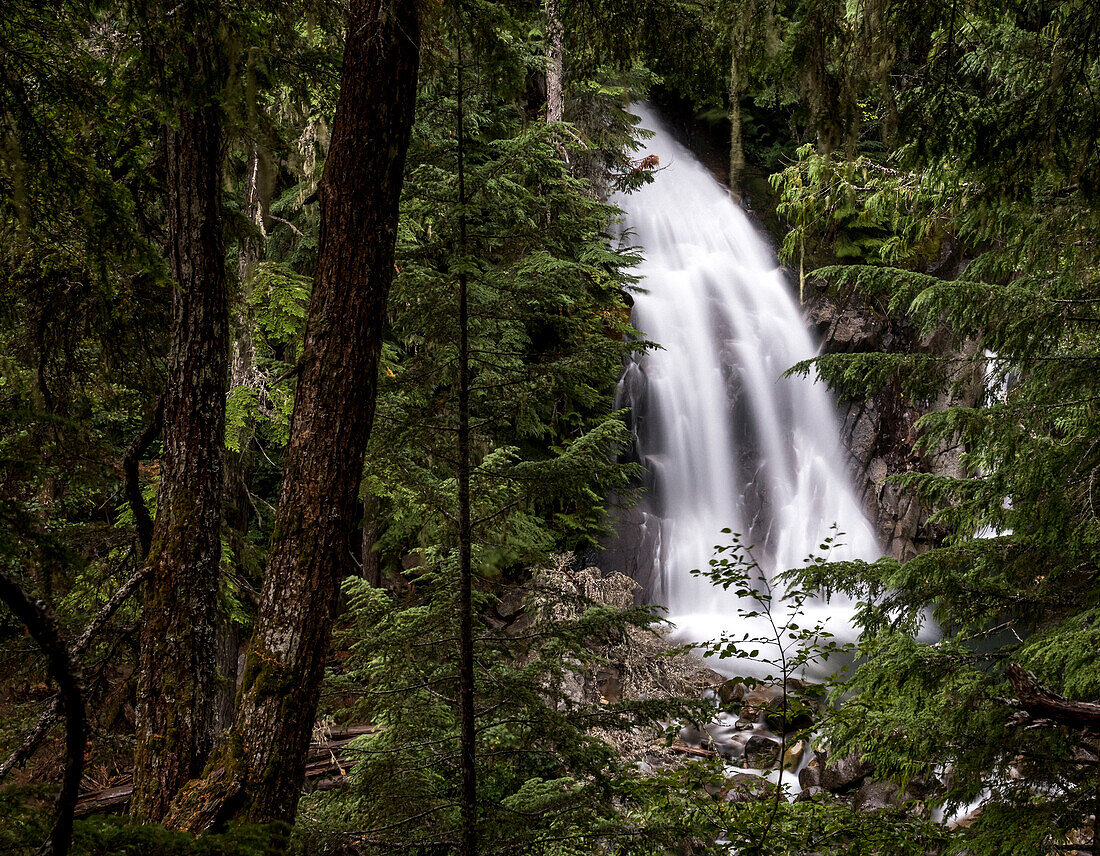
[
  {"xmin": 455, "ymin": 43, "xmax": 478, "ymax": 856},
  {"xmin": 728, "ymin": 50, "xmax": 744, "ymax": 199},
  {"xmin": 131, "ymin": 6, "xmax": 229, "ymax": 820},
  {"xmin": 545, "ymin": 0, "xmax": 564, "ymax": 123},
  {"xmin": 166, "ymin": 0, "xmax": 421, "ymax": 829},
  {"xmin": 361, "ymin": 493, "xmax": 383, "ymax": 587},
  {"xmin": 217, "ymin": 146, "xmax": 268, "ymax": 733}
]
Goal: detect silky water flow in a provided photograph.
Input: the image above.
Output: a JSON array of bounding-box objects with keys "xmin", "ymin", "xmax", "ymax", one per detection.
[{"xmin": 612, "ymin": 104, "xmax": 881, "ymax": 679}]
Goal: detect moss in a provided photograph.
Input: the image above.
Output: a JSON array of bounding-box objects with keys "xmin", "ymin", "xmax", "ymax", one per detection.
[{"xmin": 0, "ymin": 791, "xmax": 289, "ymax": 856}]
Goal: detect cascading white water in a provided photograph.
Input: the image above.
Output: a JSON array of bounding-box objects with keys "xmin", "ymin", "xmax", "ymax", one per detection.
[{"xmin": 613, "ymin": 105, "xmax": 881, "ymax": 670}]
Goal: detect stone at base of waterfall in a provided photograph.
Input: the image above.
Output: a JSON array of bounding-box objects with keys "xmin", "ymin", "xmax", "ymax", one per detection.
[
  {"xmin": 744, "ymin": 735, "xmax": 781, "ymax": 769},
  {"xmin": 721, "ymin": 773, "xmax": 778, "ymax": 804},
  {"xmin": 740, "ymin": 685, "xmax": 785, "ymax": 722},
  {"xmin": 852, "ymin": 779, "xmax": 904, "ymax": 812},
  {"xmin": 765, "ymin": 703, "xmax": 816, "ymax": 734},
  {"xmin": 725, "ymin": 681, "xmax": 820, "ymax": 733},
  {"xmin": 819, "ymin": 752, "xmax": 874, "ymax": 793},
  {"xmin": 717, "ymin": 678, "xmax": 747, "ymax": 705},
  {"xmin": 715, "ymin": 733, "xmax": 751, "ymax": 762},
  {"xmin": 782, "ymin": 739, "xmax": 806, "ymax": 771}
]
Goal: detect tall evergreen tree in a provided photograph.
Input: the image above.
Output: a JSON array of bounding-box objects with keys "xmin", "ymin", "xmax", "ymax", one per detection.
[
  {"xmin": 167, "ymin": 0, "xmax": 422, "ymax": 828},
  {"xmin": 131, "ymin": 0, "xmax": 231, "ymax": 822}
]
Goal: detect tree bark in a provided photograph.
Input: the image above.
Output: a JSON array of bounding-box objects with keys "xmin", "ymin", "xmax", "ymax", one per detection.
[
  {"xmin": 166, "ymin": 0, "xmax": 421, "ymax": 829},
  {"xmin": 545, "ymin": 0, "xmax": 564, "ymax": 124},
  {"xmin": 131, "ymin": 2, "xmax": 229, "ymax": 821},
  {"xmin": 0, "ymin": 571, "xmax": 84, "ymax": 856},
  {"xmin": 728, "ymin": 49, "xmax": 744, "ymax": 199},
  {"xmin": 1006, "ymin": 664, "xmax": 1100, "ymax": 730}
]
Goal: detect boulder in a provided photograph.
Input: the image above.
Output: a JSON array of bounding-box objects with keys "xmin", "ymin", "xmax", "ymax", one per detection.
[
  {"xmin": 764, "ymin": 702, "xmax": 816, "ymax": 734},
  {"xmin": 723, "ymin": 772, "xmax": 777, "ymax": 804},
  {"xmin": 799, "ymin": 755, "xmax": 823, "ymax": 790},
  {"xmin": 852, "ymin": 779, "xmax": 902, "ymax": 812},
  {"xmin": 717, "ymin": 678, "xmax": 747, "ymax": 705},
  {"xmin": 741, "ymin": 685, "xmax": 785, "ymax": 721},
  {"xmin": 782, "ymin": 739, "xmax": 807, "ymax": 772},
  {"xmin": 744, "ymin": 735, "xmax": 781, "ymax": 770},
  {"xmin": 820, "ymin": 753, "xmax": 873, "ymax": 793}
]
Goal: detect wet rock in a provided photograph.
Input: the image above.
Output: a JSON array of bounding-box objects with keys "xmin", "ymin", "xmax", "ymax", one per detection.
[
  {"xmin": 744, "ymin": 735, "xmax": 781, "ymax": 770},
  {"xmin": 820, "ymin": 753, "xmax": 873, "ymax": 793},
  {"xmin": 852, "ymin": 779, "xmax": 902, "ymax": 812},
  {"xmin": 741, "ymin": 685, "xmax": 784, "ymax": 721},
  {"xmin": 717, "ymin": 678, "xmax": 747, "ymax": 705},
  {"xmin": 723, "ymin": 772, "xmax": 777, "ymax": 803},
  {"xmin": 783, "ymin": 739, "xmax": 806, "ymax": 772},
  {"xmin": 764, "ymin": 701, "xmax": 816, "ymax": 734},
  {"xmin": 715, "ymin": 734, "xmax": 750, "ymax": 762},
  {"xmin": 799, "ymin": 755, "xmax": 823, "ymax": 790}
]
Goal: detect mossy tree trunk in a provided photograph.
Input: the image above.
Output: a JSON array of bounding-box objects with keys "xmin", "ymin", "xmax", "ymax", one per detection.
[
  {"xmin": 131, "ymin": 1, "xmax": 229, "ymax": 823},
  {"xmin": 166, "ymin": 0, "xmax": 421, "ymax": 829}
]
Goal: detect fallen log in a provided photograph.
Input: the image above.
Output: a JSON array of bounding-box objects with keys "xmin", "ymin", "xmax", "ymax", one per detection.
[{"xmin": 73, "ymin": 726, "xmax": 374, "ymax": 817}]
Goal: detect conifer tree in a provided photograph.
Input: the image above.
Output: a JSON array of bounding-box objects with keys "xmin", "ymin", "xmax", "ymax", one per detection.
[{"xmin": 764, "ymin": 2, "xmax": 1100, "ymax": 851}]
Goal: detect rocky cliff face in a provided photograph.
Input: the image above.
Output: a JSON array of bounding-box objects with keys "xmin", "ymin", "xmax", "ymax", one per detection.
[{"xmin": 807, "ymin": 271, "xmax": 984, "ymax": 561}]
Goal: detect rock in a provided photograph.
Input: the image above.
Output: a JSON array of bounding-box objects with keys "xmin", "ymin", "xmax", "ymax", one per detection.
[
  {"xmin": 783, "ymin": 739, "xmax": 806, "ymax": 772},
  {"xmin": 717, "ymin": 678, "xmax": 747, "ymax": 705},
  {"xmin": 741, "ymin": 685, "xmax": 784, "ymax": 721},
  {"xmin": 764, "ymin": 702, "xmax": 816, "ymax": 734},
  {"xmin": 723, "ymin": 772, "xmax": 777, "ymax": 804},
  {"xmin": 795, "ymin": 785, "xmax": 824, "ymax": 802},
  {"xmin": 798, "ymin": 755, "xmax": 823, "ymax": 790},
  {"xmin": 715, "ymin": 735, "xmax": 749, "ymax": 762},
  {"xmin": 820, "ymin": 753, "xmax": 873, "ymax": 793},
  {"xmin": 596, "ymin": 666, "xmax": 621, "ymax": 704},
  {"xmin": 852, "ymin": 779, "xmax": 902, "ymax": 812},
  {"xmin": 744, "ymin": 735, "xmax": 781, "ymax": 770}
]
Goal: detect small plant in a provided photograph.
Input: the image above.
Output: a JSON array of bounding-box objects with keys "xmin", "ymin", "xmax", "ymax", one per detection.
[{"xmin": 689, "ymin": 526, "xmax": 855, "ymax": 855}]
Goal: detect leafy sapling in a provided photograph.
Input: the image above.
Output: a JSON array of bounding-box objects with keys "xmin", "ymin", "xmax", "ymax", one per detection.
[{"xmin": 690, "ymin": 526, "xmax": 854, "ymax": 855}]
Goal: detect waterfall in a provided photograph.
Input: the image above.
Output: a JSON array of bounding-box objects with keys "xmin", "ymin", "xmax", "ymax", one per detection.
[{"xmin": 611, "ymin": 105, "xmax": 881, "ymax": 670}]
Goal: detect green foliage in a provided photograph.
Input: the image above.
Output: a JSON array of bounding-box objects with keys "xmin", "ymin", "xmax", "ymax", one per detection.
[
  {"xmin": 762, "ymin": 2, "xmax": 1100, "ymax": 852},
  {"xmin": 0, "ymin": 790, "xmax": 288, "ymax": 856},
  {"xmin": 297, "ymin": 566, "xmax": 699, "ymax": 855},
  {"xmin": 362, "ymin": 6, "xmax": 646, "ymax": 584}
]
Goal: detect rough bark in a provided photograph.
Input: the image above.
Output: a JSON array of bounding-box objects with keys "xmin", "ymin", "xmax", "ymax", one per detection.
[
  {"xmin": 217, "ymin": 146, "xmax": 268, "ymax": 733},
  {"xmin": 132, "ymin": 2, "xmax": 230, "ymax": 820},
  {"xmin": 0, "ymin": 571, "xmax": 84, "ymax": 856},
  {"xmin": 166, "ymin": 0, "xmax": 421, "ymax": 829},
  {"xmin": 545, "ymin": 0, "xmax": 564, "ymax": 123}
]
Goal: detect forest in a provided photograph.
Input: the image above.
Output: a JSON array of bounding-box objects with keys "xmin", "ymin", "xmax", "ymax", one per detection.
[{"xmin": 2, "ymin": 0, "xmax": 1099, "ymax": 854}]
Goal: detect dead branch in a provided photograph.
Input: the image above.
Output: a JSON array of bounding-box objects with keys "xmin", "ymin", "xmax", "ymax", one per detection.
[
  {"xmin": 0, "ymin": 565, "xmax": 150, "ymax": 783},
  {"xmin": 1006, "ymin": 663, "xmax": 1100, "ymax": 731},
  {"xmin": 0, "ymin": 571, "xmax": 85, "ymax": 856}
]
